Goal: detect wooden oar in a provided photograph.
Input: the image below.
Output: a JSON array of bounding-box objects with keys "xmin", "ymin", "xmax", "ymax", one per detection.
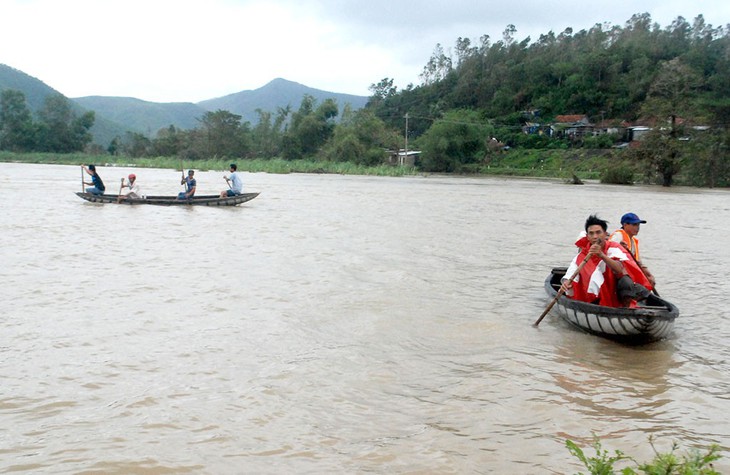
[
  {"xmin": 534, "ymin": 254, "xmax": 591, "ymax": 326},
  {"xmin": 117, "ymin": 177, "xmax": 124, "ymax": 203},
  {"xmin": 80, "ymin": 165, "xmax": 84, "ymax": 192}
]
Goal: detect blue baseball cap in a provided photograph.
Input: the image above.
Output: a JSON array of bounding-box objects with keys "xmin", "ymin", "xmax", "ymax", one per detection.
[{"xmin": 621, "ymin": 212, "xmax": 646, "ymax": 224}]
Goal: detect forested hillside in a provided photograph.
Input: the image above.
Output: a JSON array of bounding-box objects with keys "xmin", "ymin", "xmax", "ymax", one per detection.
[
  {"xmin": 366, "ymin": 13, "xmax": 730, "ymax": 185},
  {"xmin": 2, "ymin": 13, "xmax": 729, "ymax": 187},
  {"xmin": 370, "ymin": 13, "xmax": 729, "ymax": 136}
]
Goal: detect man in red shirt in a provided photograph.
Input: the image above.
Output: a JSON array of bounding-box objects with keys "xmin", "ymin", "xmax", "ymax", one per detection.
[{"xmin": 561, "ymin": 214, "xmax": 652, "ymax": 307}]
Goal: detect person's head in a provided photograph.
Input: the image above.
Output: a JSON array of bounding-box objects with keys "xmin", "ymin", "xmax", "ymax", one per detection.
[
  {"xmin": 229, "ymin": 163, "xmax": 237, "ymax": 172},
  {"xmin": 188, "ymin": 170, "xmax": 194, "ymax": 176},
  {"xmin": 88, "ymin": 164, "xmax": 96, "ymax": 173},
  {"xmin": 620, "ymin": 212, "xmax": 646, "ymax": 236},
  {"xmin": 585, "ymin": 214, "xmax": 609, "ymax": 244},
  {"xmin": 128, "ymin": 173, "xmax": 136, "ymax": 182}
]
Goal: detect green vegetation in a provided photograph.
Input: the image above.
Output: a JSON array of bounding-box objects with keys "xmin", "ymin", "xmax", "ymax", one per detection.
[
  {"xmin": 567, "ymin": 437, "xmax": 722, "ymax": 474},
  {"xmin": 0, "ymin": 151, "xmax": 417, "ymax": 177},
  {"xmin": 2, "ymin": 13, "xmax": 730, "ymax": 187},
  {"xmin": 0, "ymin": 91, "xmax": 94, "ymax": 153}
]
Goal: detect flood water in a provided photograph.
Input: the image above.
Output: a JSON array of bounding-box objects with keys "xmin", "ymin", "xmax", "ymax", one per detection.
[{"xmin": 1, "ymin": 162, "xmax": 729, "ymax": 474}]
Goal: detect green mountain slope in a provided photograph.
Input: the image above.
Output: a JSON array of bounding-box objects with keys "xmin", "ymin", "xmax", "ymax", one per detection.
[
  {"xmin": 198, "ymin": 78, "xmax": 369, "ymax": 123},
  {"xmin": 2, "ymin": 64, "xmax": 369, "ymax": 146},
  {"xmin": 72, "ymin": 96, "xmax": 206, "ymax": 135},
  {"xmin": 1, "ymin": 63, "xmax": 131, "ymax": 147}
]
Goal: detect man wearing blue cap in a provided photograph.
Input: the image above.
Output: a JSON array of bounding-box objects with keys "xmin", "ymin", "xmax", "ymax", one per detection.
[{"xmin": 610, "ymin": 212, "xmax": 655, "ymax": 287}]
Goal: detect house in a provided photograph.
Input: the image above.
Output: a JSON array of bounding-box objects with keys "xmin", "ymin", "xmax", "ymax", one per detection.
[{"xmin": 551, "ymin": 115, "xmax": 594, "ymax": 139}]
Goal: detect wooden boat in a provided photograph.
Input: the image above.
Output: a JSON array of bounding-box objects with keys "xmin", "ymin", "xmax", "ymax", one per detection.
[
  {"xmin": 544, "ymin": 267, "xmax": 679, "ymax": 344},
  {"xmin": 75, "ymin": 192, "xmax": 259, "ymax": 206}
]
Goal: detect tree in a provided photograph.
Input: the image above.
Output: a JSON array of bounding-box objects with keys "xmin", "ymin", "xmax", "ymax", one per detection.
[
  {"xmin": 420, "ymin": 43, "xmax": 453, "ymax": 85},
  {"xmin": 122, "ymin": 132, "xmax": 152, "ymax": 158},
  {"xmin": 0, "ymin": 89, "xmax": 36, "ymax": 151},
  {"xmin": 36, "ymin": 94, "xmax": 94, "ymax": 153},
  {"xmin": 629, "ymin": 129, "xmax": 682, "ymax": 186},
  {"xmin": 322, "ymin": 107, "xmax": 400, "ymax": 165},
  {"xmin": 198, "ymin": 110, "xmax": 250, "ymax": 158},
  {"xmin": 281, "ymin": 96, "xmax": 338, "ymax": 160},
  {"xmin": 152, "ymin": 125, "xmax": 183, "ymax": 157},
  {"xmin": 368, "ymin": 78, "xmax": 398, "ymax": 105},
  {"xmin": 636, "ymin": 58, "xmax": 703, "ymax": 186},
  {"xmin": 417, "ymin": 109, "xmax": 494, "ymax": 172}
]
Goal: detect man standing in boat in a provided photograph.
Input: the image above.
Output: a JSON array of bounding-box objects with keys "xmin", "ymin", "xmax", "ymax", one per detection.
[
  {"xmin": 220, "ymin": 163, "xmax": 243, "ymax": 198},
  {"xmin": 610, "ymin": 212, "xmax": 655, "ymax": 287},
  {"xmin": 178, "ymin": 169, "xmax": 196, "ymax": 200},
  {"xmin": 560, "ymin": 214, "xmax": 652, "ymax": 307},
  {"xmin": 82, "ymin": 164, "xmax": 105, "ymax": 195}
]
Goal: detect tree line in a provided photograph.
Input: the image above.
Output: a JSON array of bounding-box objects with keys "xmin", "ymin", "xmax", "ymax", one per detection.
[
  {"xmin": 1, "ymin": 13, "xmax": 729, "ymax": 186},
  {"xmin": 0, "ymin": 90, "xmax": 95, "ymax": 153}
]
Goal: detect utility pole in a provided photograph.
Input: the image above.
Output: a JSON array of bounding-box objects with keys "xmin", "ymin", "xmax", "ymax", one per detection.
[{"xmin": 403, "ymin": 113, "xmax": 409, "ymax": 166}]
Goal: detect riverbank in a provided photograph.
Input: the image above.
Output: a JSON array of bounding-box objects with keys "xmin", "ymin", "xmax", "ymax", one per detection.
[{"xmin": 0, "ymin": 149, "xmax": 616, "ymax": 181}]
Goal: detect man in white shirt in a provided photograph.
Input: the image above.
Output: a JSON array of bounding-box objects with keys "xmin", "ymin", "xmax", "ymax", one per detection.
[
  {"xmin": 220, "ymin": 163, "xmax": 243, "ymax": 197},
  {"xmin": 118, "ymin": 174, "xmax": 144, "ymax": 203}
]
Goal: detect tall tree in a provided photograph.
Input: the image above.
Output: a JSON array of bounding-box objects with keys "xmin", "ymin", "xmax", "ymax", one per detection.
[
  {"xmin": 36, "ymin": 94, "xmax": 94, "ymax": 153},
  {"xmin": 0, "ymin": 89, "xmax": 36, "ymax": 151},
  {"xmin": 198, "ymin": 110, "xmax": 250, "ymax": 158}
]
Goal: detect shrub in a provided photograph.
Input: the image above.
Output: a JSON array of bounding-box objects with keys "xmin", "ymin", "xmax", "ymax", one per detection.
[
  {"xmin": 567, "ymin": 436, "xmax": 722, "ymax": 475},
  {"xmin": 601, "ymin": 165, "xmax": 636, "ymax": 184}
]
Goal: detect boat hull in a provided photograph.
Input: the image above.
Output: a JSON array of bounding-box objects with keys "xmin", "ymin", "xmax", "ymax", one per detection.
[
  {"xmin": 75, "ymin": 192, "xmax": 259, "ymax": 206},
  {"xmin": 545, "ymin": 267, "xmax": 678, "ymax": 344}
]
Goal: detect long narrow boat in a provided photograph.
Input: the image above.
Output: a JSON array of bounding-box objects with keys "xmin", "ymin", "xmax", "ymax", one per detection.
[
  {"xmin": 75, "ymin": 192, "xmax": 259, "ymax": 206},
  {"xmin": 544, "ymin": 267, "xmax": 679, "ymax": 344}
]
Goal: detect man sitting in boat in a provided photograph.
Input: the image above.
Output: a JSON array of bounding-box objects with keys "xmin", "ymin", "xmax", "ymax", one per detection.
[
  {"xmin": 560, "ymin": 214, "xmax": 652, "ymax": 307},
  {"xmin": 178, "ymin": 169, "xmax": 196, "ymax": 200},
  {"xmin": 117, "ymin": 174, "xmax": 144, "ymax": 203},
  {"xmin": 220, "ymin": 163, "xmax": 243, "ymax": 198},
  {"xmin": 610, "ymin": 212, "xmax": 655, "ymax": 287}
]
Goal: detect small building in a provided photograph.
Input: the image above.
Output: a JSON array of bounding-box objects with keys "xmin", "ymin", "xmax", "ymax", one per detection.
[
  {"xmin": 387, "ymin": 149, "xmax": 421, "ymax": 166},
  {"xmin": 551, "ymin": 114, "xmax": 594, "ymax": 139},
  {"xmin": 625, "ymin": 126, "xmax": 651, "ymax": 142}
]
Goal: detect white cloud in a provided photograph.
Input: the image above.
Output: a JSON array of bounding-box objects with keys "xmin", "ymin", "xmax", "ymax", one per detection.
[{"xmin": 1, "ymin": 0, "xmax": 728, "ymax": 102}]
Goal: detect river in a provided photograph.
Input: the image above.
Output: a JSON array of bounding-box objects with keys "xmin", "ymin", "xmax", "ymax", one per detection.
[{"xmin": 1, "ymin": 162, "xmax": 729, "ymax": 473}]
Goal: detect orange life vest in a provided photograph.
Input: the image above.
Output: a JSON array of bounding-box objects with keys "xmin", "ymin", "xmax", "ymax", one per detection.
[{"xmin": 610, "ymin": 229, "xmax": 640, "ymax": 262}]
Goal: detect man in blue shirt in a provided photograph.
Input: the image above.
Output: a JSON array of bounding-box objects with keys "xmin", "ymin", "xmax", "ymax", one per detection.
[
  {"xmin": 82, "ymin": 164, "xmax": 105, "ymax": 195},
  {"xmin": 178, "ymin": 169, "xmax": 196, "ymax": 200}
]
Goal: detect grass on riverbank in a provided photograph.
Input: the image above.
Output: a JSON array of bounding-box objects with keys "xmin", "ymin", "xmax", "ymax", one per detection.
[
  {"xmin": 0, "ymin": 149, "xmax": 620, "ymax": 181},
  {"xmin": 0, "ymin": 151, "xmax": 420, "ymax": 177}
]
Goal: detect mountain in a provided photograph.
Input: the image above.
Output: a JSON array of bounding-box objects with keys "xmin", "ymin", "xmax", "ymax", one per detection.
[
  {"xmin": 73, "ymin": 78, "xmax": 369, "ymax": 138},
  {"xmin": 72, "ymin": 96, "xmax": 207, "ymax": 135},
  {"xmin": 0, "ymin": 64, "xmax": 60, "ymax": 112},
  {"xmin": 2, "ymin": 64, "xmax": 370, "ymax": 147},
  {"xmin": 197, "ymin": 78, "xmax": 369, "ymax": 123},
  {"xmin": 1, "ymin": 63, "xmax": 132, "ymax": 146}
]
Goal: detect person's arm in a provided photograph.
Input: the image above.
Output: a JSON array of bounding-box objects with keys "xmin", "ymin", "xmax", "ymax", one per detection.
[
  {"xmin": 187, "ymin": 183, "xmax": 196, "ymax": 197},
  {"xmin": 602, "ymin": 252, "xmax": 625, "ymax": 277},
  {"xmin": 591, "ymin": 241, "xmax": 626, "ymax": 277},
  {"xmin": 637, "ymin": 260, "xmax": 656, "ymax": 286}
]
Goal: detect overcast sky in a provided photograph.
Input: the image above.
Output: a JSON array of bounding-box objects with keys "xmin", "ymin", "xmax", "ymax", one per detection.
[{"xmin": 1, "ymin": 0, "xmax": 728, "ymax": 103}]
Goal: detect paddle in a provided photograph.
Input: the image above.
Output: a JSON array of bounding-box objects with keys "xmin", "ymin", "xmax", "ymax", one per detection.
[
  {"xmin": 80, "ymin": 165, "xmax": 84, "ymax": 192},
  {"xmin": 534, "ymin": 253, "xmax": 591, "ymax": 326},
  {"xmin": 117, "ymin": 177, "xmax": 124, "ymax": 203}
]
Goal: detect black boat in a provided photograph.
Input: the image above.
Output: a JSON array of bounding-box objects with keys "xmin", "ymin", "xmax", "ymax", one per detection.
[
  {"xmin": 75, "ymin": 192, "xmax": 259, "ymax": 206},
  {"xmin": 544, "ymin": 267, "xmax": 679, "ymax": 344}
]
